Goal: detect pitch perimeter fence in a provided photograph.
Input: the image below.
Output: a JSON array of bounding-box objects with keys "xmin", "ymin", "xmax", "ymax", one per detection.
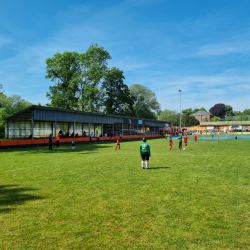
[{"xmin": 166, "ymin": 135, "xmax": 250, "ymax": 141}]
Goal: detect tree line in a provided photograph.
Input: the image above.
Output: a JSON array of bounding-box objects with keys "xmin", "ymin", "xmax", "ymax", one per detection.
[
  {"xmin": 1, "ymin": 43, "xmax": 250, "ymax": 135},
  {"xmin": 0, "ymin": 84, "xmax": 32, "ymax": 134}
]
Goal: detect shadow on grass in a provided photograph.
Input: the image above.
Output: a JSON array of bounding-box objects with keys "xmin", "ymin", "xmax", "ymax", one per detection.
[
  {"xmin": 148, "ymin": 167, "xmax": 171, "ymax": 170},
  {"xmin": 0, "ymin": 185, "xmax": 44, "ymax": 214},
  {"xmin": 1, "ymin": 143, "xmax": 111, "ymax": 155}
]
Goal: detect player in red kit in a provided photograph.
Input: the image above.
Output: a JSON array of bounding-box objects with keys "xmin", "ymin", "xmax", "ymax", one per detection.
[
  {"xmin": 115, "ymin": 136, "xmax": 121, "ymax": 149},
  {"xmin": 194, "ymin": 135, "xmax": 197, "ymax": 143},
  {"xmin": 169, "ymin": 137, "xmax": 173, "ymax": 150},
  {"xmin": 184, "ymin": 135, "xmax": 188, "ymax": 148}
]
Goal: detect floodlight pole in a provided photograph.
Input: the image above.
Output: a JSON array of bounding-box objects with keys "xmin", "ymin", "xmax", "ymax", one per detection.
[{"xmin": 179, "ymin": 90, "xmax": 182, "ymax": 134}]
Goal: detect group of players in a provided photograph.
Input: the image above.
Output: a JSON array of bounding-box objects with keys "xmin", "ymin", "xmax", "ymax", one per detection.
[
  {"xmin": 51, "ymin": 131, "xmax": 198, "ymax": 170},
  {"xmin": 169, "ymin": 134, "xmax": 198, "ymax": 150}
]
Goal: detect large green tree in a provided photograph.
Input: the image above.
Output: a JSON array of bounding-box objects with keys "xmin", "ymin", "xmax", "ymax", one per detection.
[
  {"xmin": 182, "ymin": 115, "xmax": 200, "ymax": 126},
  {"xmin": 45, "ymin": 44, "xmax": 111, "ymax": 112},
  {"xmin": 243, "ymin": 109, "xmax": 250, "ymax": 115},
  {"xmin": 182, "ymin": 107, "xmax": 207, "ymax": 116},
  {"xmin": 225, "ymin": 105, "xmax": 234, "ymax": 116},
  {"xmin": 101, "ymin": 67, "xmax": 134, "ymax": 115},
  {"xmin": 129, "ymin": 84, "xmax": 160, "ymax": 119},
  {"xmin": 158, "ymin": 109, "xmax": 180, "ymax": 126},
  {"xmin": 182, "ymin": 108, "xmax": 193, "ymax": 116},
  {"xmin": 0, "ymin": 91, "xmax": 32, "ymax": 133},
  {"xmin": 238, "ymin": 114, "xmax": 248, "ymax": 121}
]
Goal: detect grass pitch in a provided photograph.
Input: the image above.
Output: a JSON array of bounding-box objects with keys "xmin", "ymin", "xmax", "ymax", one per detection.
[{"xmin": 0, "ymin": 139, "xmax": 250, "ymax": 249}]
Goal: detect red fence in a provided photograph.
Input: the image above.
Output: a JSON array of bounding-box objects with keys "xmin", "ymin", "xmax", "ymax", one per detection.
[{"xmin": 0, "ymin": 134, "xmax": 162, "ymax": 149}]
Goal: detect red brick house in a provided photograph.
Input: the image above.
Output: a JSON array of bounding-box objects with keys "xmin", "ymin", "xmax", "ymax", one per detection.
[{"xmin": 191, "ymin": 111, "xmax": 211, "ymax": 122}]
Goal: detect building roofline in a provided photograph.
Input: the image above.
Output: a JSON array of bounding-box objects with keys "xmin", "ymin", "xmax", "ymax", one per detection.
[{"xmin": 5, "ymin": 105, "xmax": 169, "ymax": 124}]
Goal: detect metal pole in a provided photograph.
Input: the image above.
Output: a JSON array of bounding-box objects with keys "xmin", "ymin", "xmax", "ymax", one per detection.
[
  {"xmin": 31, "ymin": 110, "xmax": 34, "ymax": 139},
  {"xmin": 179, "ymin": 89, "xmax": 182, "ymax": 134},
  {"xmin": 7, "ymin": 121, "xmax": 9, "ymax": 139},
  {"xmin": 54, "ymin": 121, "xmax": 57, "ymax": 139},
  {"xmin": 73, "ymin": 122, "xmax": 75, "ymax": 138}
]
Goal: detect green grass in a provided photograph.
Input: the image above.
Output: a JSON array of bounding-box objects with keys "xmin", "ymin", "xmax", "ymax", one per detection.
[{"xmin": 0, "ymin": 139, "xmax": 250, "ymax": 249}]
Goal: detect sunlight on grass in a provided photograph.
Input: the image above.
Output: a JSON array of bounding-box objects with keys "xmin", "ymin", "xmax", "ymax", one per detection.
[{"xmin": 0, "ymin": 139, "xmax": 250, "ymax": 249}]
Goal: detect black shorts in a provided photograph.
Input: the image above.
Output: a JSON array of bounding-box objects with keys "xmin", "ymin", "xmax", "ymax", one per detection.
[
  {"xmin": 72, "ymin": 143, "xmax": 75, "ymax": 146},
  {"xmin": 141, "ymin": 152, "xmax": 149, "ymax": 161}
]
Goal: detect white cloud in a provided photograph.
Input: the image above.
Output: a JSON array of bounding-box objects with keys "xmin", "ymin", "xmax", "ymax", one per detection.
[{"xmin": 0, "ymin": 35, "xmax": 12, "ymax": 47}]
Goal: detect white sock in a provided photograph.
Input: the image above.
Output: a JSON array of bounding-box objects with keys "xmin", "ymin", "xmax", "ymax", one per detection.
[
  {"xmin": 146, "ymin": 161, "xmax": 149, "ymax": 168},
  {"xmin": 141, "ymin": 161, "xmax": 144, "ymax": 168}
]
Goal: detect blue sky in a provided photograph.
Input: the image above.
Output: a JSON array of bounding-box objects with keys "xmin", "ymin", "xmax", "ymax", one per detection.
[{"xmin": 0, "ymin": 0, "xmax": 250, "ymax": 112}]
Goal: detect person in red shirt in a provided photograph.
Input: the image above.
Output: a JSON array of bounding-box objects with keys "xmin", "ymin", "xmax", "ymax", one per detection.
[
  {"xmin": 184, "ymin": 135, "xmax": 188, "ymax": 147},
  {"xmin": 169, "ymin": 137, "xmax": 173, "ymax": 150},
  {"xmin": 56, "ymin": 132, "xmax": 60, "ymax": 148},
  {"xmin": 194, "ymin": 135, "xmax": 197, "ymax": 143},
  {"xmin": 115, "ymin": 136, "xmax": 121, "ymax": 149}
]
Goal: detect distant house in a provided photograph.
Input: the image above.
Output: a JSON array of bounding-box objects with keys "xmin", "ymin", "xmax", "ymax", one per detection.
[{"xmin": 191, "ymin": 111, "xmax": 211, "ymax": 122}]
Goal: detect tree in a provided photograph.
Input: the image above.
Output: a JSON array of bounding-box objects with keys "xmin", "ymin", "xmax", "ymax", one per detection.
[
  {"xmin": 158, "ymin": 109, "xmax": 180, "ymax": 126},
  {"xmin": 101, "ymin": 67, "xmax": 134, "ymax": 115},
  {"xmin": 0, "ymin": 84, "xmax": 3, "ymax": 94},
  {"xmin": 45, "ymin": 43, "xmax": 111, "ymax": 112},
  {"xmin": 182, "ymin": 115, "xmax": 200, "ymax": 126},
  {"xmin": 243, "ymin": 109, "xmax": 250, "ymax": 115},
  {"xmin": 199, "ymin": 107, "xmax": 207, "ymax": 112},
  {"xmin": 129, "ymin": 84, "xmax": 160, "ymax": 119},
  {"xmin": 192, "ymin": 108, "xmax": 200, "ymax": 114},
  {"xmin": 238, "ymin": 114, "xmax": 248, "ymax": 121},
  {"xmin": 233, "ymin": 111, "xmax": 241, "ymax": 116},
  {"xmin": 209, "ymin": 103, "xmax": 226, "ymax": 118},
  {"xmin": 210, "ymin": 116, "xmax": 220, "ymax": 122},
  {"xmin": 182, "ymin": 108, "xmax": 193, "ymax": 116},
  {"xmin": 224, "ymin": 105, "xmax": 234, "ymax": 116},
  {"xmin": 0, "ymin": 91, "xmax": 32, "ymax": 133}
]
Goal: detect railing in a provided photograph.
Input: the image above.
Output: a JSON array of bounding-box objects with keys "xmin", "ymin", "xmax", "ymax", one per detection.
[{"xmin": 0, "ymin": 134, "xmax": 163, "ymax": 148}]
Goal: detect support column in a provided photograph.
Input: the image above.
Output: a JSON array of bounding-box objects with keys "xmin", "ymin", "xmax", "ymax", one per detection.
[
  {"xmin": 102, "ymin": 123, "xmax": 103, "ymax": 136},
  {"xmin": 143, "ymin": 124, "xmax": 144, "ymax": 134},
  {"xmin": 54, "ymin": 121, "xmax": 57, "ymax": 139},
  {"xmin": 121, "ymin": 123, "xmax": 123, "ymax": 136},
  {"xmin": 6, "ymin": 121, "xmax": 9, "ymax": 139},
  {"xmin": 137, "ymin": 124, "xmax": 138, "ymax": 135},
  {"xmin": 130, "ymin": 124, "xmax": 131, "ymax": 135},
  {"xmin": 31, "ymin": 111, "xmax": 34, "ymax": 140},
  {"xmin": 154, "ymin": 126, "xmax": 155, "ymax": 134},
  {"xmin": 88, "ymin": 123, "xmax": 90, "ymax": 137},
  {"xmin": 73, "ymin": 122, "xmax": 75, "ymax": 138},
  {"xmin": 82, "ymin": 123, "xmax": 83, "ymax": 137},
  {"xmin": 112, "ymin": 123, "xmax": 114, "ymax": 136}
]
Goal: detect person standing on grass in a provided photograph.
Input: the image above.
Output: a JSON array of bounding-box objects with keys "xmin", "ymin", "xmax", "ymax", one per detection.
[
  {"xmin": 194, "ymin": 134, "xmax": 197, "ymax": 143},
  {"xmin": 178, "ymin": 135, "xmax": 182, "ymax": 150},
  {"xmin": 184, "ymin": 135, "xmax": 188, "ymax": 148},
  {"xmin": 49, "ymin": 134, "xmax": 53, "ymax": 150},
  {"xmin": 169, "ymin": 137, "xmax": 173, "ymax": 150},
  {"xmin": 115, "ymin": 136, "xmax": 121, "ymax": 149},
  {"xmin": 56, "ymin": 132, "xmax": 60, "ymax": 148},
  {"xmin": 140, "ymin": 138, "xmax": 151, "ymax": 169},
  {"xmin": 72, "ymin": 137, "xmax": 75, "ymax": 150}
]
